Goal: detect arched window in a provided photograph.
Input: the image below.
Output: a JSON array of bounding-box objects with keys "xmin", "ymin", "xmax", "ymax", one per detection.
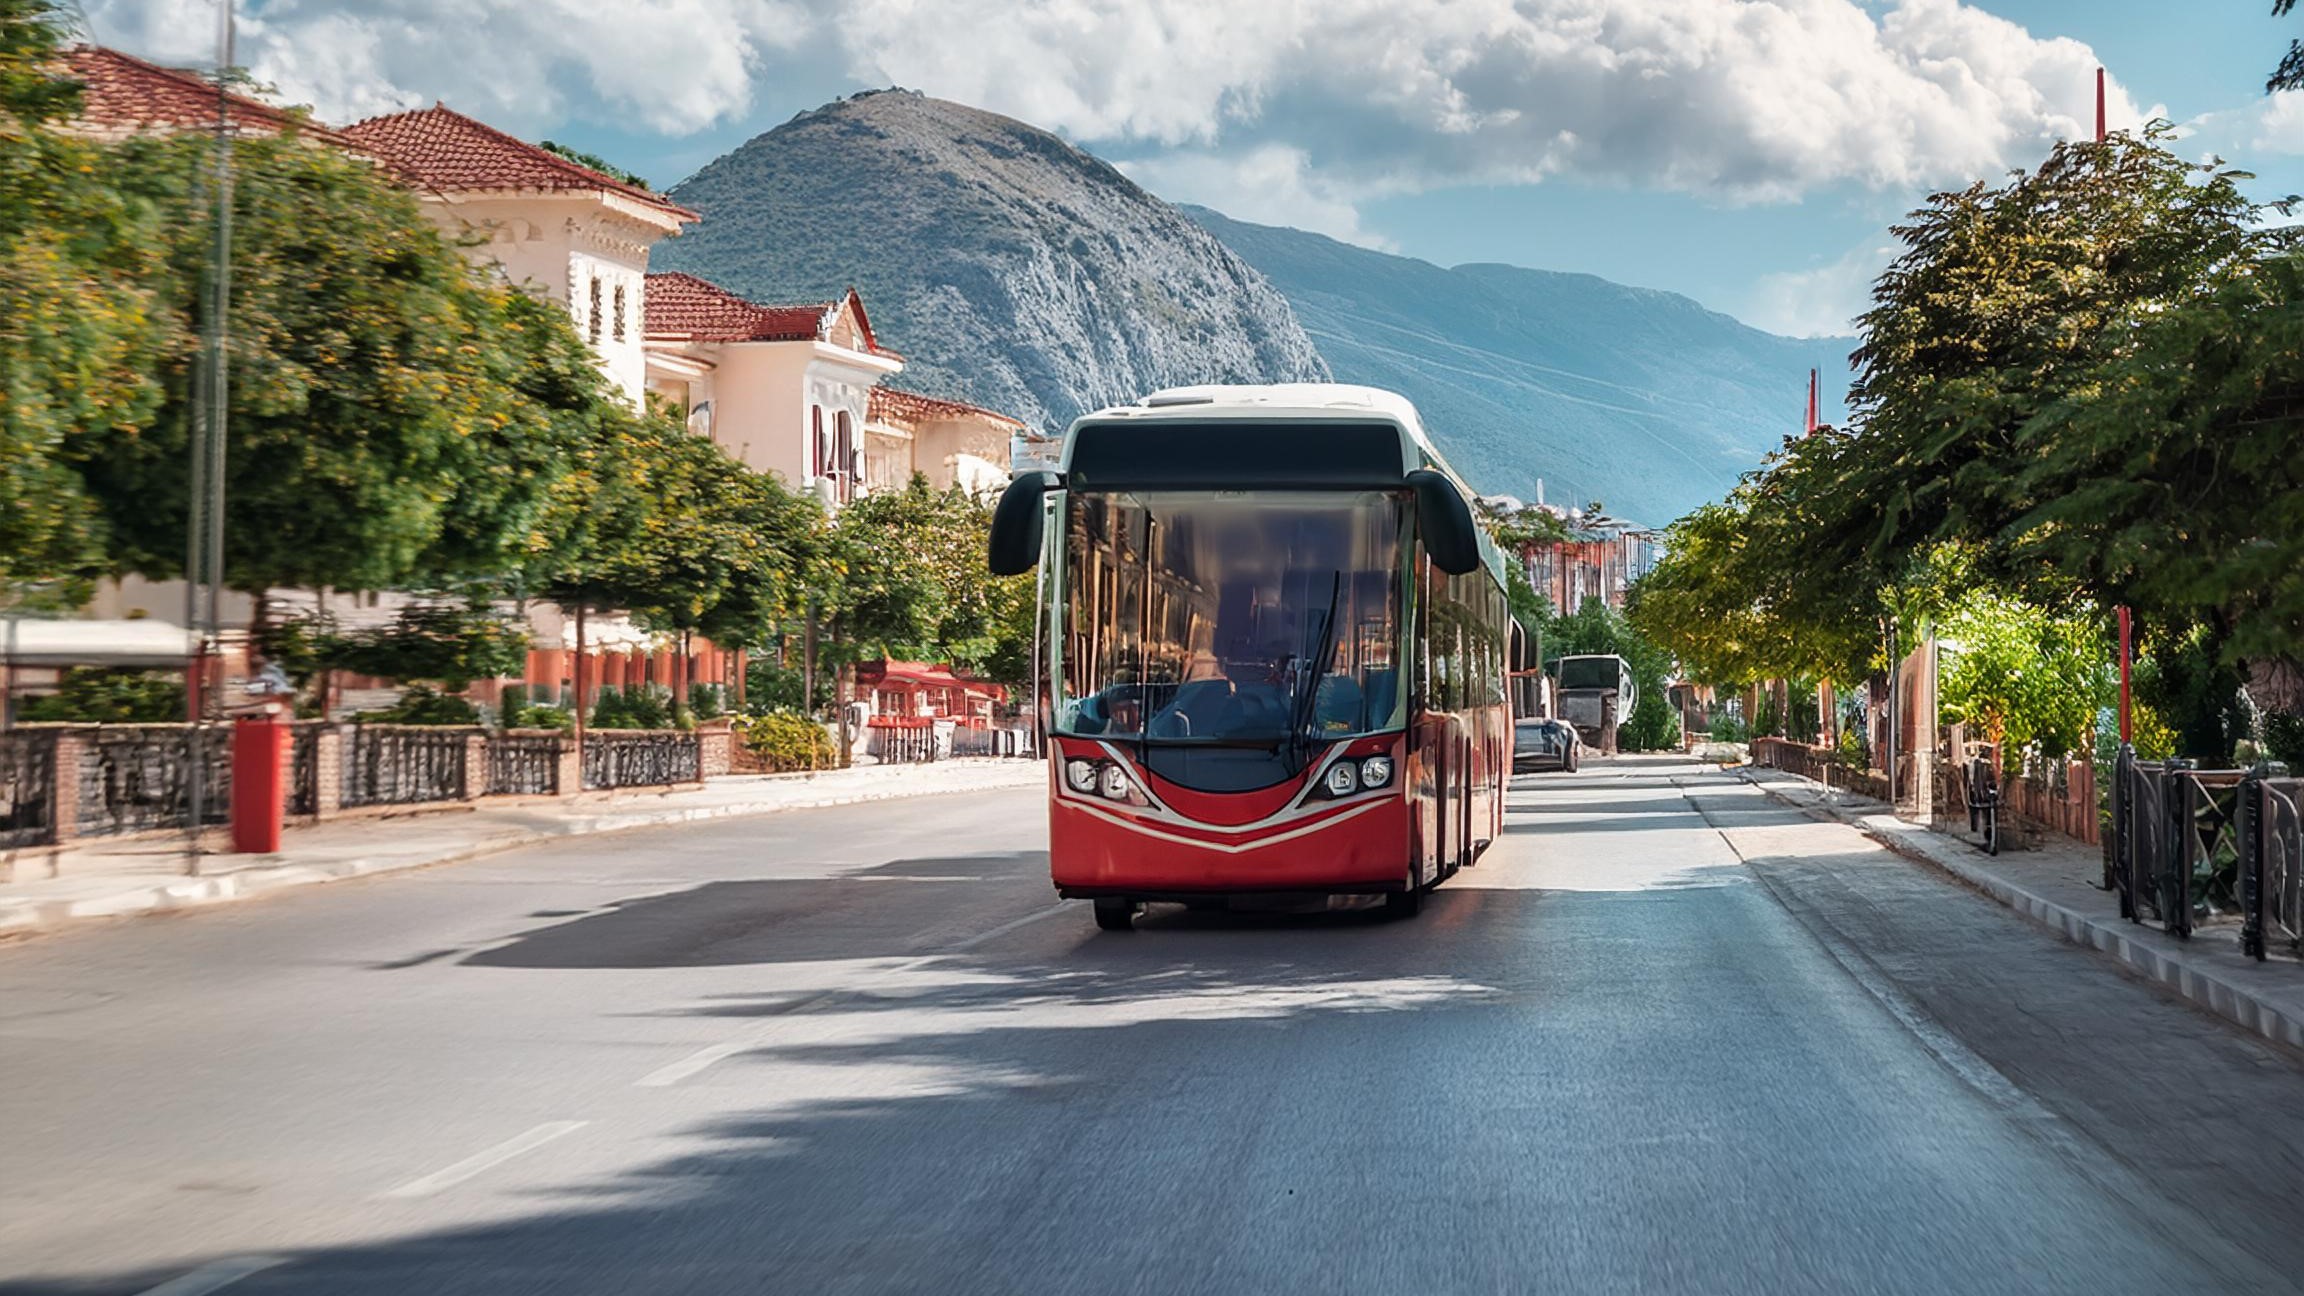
[
  {"xmin": 835, "ymin": 410, "xmax": 855, "ymax": 500},
  {"xmin": 811, "ymin": 405, "xmax": 826, "ymax": 480}
]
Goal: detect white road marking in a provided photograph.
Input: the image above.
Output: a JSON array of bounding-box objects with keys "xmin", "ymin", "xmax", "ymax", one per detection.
[
  {"xmin": 134, "ymin": 1256, "xmax": 284, "ymax": 1296},
  {"xmin": 378, "ymin": 1121, "xmax": 587, "ymax": 1200},
  {"xmin": 950, "ymin": 902, "xmax": 1069, "ymax": 951},
  {"xmin": 635, "ymin": 1038, "xmax": 761, "ymax": 1088}
]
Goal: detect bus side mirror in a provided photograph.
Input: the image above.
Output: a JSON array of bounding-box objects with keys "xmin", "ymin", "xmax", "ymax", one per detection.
[
  {"xmin": 989, "ymin": 471, "xmax": 1062, "ymax": 575},
  {"xmin": 1409, "ymin": 469, "xmax": 1480, "ymax": 575}
]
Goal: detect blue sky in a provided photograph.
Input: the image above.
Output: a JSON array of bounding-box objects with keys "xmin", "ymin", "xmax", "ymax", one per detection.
[{"xmin": 91, "ymin": 0, "xmax": 2304, "ymax": 339}]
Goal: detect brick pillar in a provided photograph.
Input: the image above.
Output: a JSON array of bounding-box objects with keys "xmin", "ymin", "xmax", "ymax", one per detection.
[
  {"xmin": 698, "ymin": 717, "xmax": 733, "ymax": 779},
  {"xmin": 51, "ymin": 729, "xmax": 85, "ymax": 843},
  {"xmin": 555, "ymin": 739, "xmax": 582, "ymax": 797},
  {"xmin": 314, "ymin": 725, "xmax": 344, "ymax": 818},
  {"xmin": 463, "ymin": 730, "xmax": 488, "ymax": 800}
]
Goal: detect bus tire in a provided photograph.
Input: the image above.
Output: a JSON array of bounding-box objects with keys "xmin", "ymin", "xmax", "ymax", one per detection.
[
  {"xmin": 1093, "ymin": 898, "xmax": 1137, "ymax": 932},
  {"xmin": 1383, "ymin": 885, "xmax": 1424, "ymax": 920}
]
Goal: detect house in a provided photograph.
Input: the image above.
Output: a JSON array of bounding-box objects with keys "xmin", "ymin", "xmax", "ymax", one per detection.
[
  {"xmin": 339, "ymin": 105, "xmax": 698, "ymax": 405},
  {"xmin": 56, "ymin": 45, "xmax": 351, "ymax": 145},
  {"xmin": 641, "ymin": 272, "xmax": 905, "ymax": 504},
  {"xmin": 856, "ymin": 659, "xmax": 1008, "ymax": 730},
  {"xmin": 1520, "ymin": 511, "xmax": 1663, "ymax": 614},
  {"xmin": 863, "ymin": 387, "xmax": 1023, "ymax": 497}
]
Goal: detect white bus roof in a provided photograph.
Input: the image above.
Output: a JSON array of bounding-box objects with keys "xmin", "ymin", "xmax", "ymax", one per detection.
[
  {"xmin": 1068, "ymin": 383, "xmax": 1464, "ymax": 491},
  {"xmin": 1063, "ymin": 383, "xmax": 1505, "ymax": 583}
]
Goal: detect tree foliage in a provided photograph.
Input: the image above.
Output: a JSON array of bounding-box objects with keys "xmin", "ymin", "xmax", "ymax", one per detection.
[
  {"xmin": 0, "ymin": 0, "xmax": 163, "ymax": 601},
  {"xmin": 1936, "ymin": 592, "xmax": 2110, "ymax": 771},
  {"xmin": 69, "ymin": 132, "xmax": 591, "ymax": 597},
  {"xmin": 2273, "ymin": 0, "xmax": 2302, "ymax": 93},
  {"xmin": 1642, "ymin": 128, "xmax": 2304, "ymax": 763},
  {"xmin": 820, "ymin": 475, "xmax": 1032, "ymax": 683}
]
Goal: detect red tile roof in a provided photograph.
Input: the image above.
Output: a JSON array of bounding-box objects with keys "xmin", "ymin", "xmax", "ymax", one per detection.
[
  {"xmin": 644, "ymin": 273, "xmax": 894, "ymax": 353},
  {"xmin": 340, "ymin": 105, "xmax": 696, "ymax": 222},
  {"xmin": 868, "ymin": 386, "xmax": 1024, "ymax": 430},
  {"xmin": 60, "ymin": 46, "xmax": 350, "ymax": 145}
]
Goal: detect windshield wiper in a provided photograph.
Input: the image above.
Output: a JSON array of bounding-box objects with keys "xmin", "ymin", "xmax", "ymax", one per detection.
[{"xmin": 1289, "ymin": 571, "xmax": 1343, "ymax": 773}]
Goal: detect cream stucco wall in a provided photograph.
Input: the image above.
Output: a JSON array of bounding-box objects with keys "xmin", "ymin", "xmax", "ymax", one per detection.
[
  {"xmin": 413, "ymin": 193, "xmax": 674, "ymax": 407},
  {"xmin": 653, "ymin": 340, "xmax": 900, "ymax": 498}
]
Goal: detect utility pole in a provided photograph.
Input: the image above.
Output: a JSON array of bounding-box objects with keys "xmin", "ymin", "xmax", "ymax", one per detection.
[{"xmin": 183, "ymin": 0, "xmax": 233, "ymax": 873}]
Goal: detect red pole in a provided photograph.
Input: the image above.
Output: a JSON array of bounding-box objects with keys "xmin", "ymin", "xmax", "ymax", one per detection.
[
  {"xmin": 2095, "ymin": 67, "xmax": 2107, "ymax": 143},
  {"xmin": 1805, "ymin": 369, "xmax": 1819, "ymax": 434},
  {"xmin": 2117, "ymin": 605, "xmax": 2133, "ymax": 744},
  {"xmin": 229, "ymin": 711, "xmax": 287, "ymax": 854}
]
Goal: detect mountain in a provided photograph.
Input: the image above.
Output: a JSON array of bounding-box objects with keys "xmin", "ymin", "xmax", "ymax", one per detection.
[
  {"xmin": 1185, "ymin": 206, "xmax": 1855, "ymax": 525},
  {"xmin": 654, "ymin": 90, "xmax": 1328, "ymax": 432}
]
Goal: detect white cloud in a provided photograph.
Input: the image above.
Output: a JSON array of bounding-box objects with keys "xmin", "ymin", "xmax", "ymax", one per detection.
[
  {"xmin": 1741, "ymin": 239, "xmax": 1896, "ymax": 337},
  {"xmin": 86, "ymin": 0, "xmax": 816, "ymax": 131},
  {"xmin": 1119, "ymin": 146, "xmax": 1398, "ymax": 250},
  {"xmin": 2248, "ymin": 90, "xmax": 2304, "ymax": 156},
  {"xmin": 88, "ymin": 0, "xmax": 2136, "ymax": 198}
]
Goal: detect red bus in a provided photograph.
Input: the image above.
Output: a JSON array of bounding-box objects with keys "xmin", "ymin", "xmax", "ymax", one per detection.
[{"xmin": 988, "ymin": 384, "xmax": 1513, "ymax": 931}]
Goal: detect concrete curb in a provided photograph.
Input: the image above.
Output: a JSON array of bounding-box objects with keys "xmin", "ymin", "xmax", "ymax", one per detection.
[
  {"xmin": 0, "ymin": 766, "xmax": 1044, "ymax": 939},
  {"xmin": 1736, "ymin": 767, "xmax": 2304, "ymax": 1051}
]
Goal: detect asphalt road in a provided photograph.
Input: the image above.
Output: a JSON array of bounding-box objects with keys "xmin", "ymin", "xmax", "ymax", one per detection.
[{"xmin": 5, "ymin": 759, "xmax": 2304, "ymax": 1295}]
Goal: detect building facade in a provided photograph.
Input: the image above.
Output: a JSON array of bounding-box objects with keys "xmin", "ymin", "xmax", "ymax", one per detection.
[{"xmin": 339, "ymin": 106, "xmax": 699, "ymax": 405}]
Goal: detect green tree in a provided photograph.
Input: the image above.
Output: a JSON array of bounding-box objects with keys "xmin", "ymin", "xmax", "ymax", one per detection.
[
  {"xmin": 1629, "ymin": 432, "xmax": 1883, "ymax": 689},
  {"xmin": 819, "ymin": 475, "xmax": 1030, "ymax": 680},
  {"xmin": 538, "ymin": 141, "xmax": 651, "ymax": 191},
  {"xmin": 2273, "ymin": 0, "xmax": 2301, "ymax": 92},
  {"xmin": 1830, "ymin": 130, "xmax": 2280, "ymax": 613},
  {"xmin": 1936, "ymin": 592, "xmax": 2111, "ymax": 772},
  {"xmin": 0, "ymin": 0, "xmax": 165, "ymax": 602},
  {"xmin": 67, "ymin": 132, "xmax": 589, "ymax": 612}
]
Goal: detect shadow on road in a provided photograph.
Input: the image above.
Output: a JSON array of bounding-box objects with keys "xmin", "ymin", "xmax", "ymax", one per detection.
[{"xmin": 458, "ymin": 852, "xmax": 1052, "ymax": 969}]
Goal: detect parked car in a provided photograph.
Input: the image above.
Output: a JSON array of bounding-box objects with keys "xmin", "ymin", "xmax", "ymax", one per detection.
[{"xmin": 1513, "ymin": 718, "xmax": 1582, "ymax": 773}]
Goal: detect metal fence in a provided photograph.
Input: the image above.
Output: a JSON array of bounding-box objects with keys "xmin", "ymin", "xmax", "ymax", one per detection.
[
  {"xmin": 949, "ymin": 726, "xmax": 1035, "ymax": 758},
  {"xmin": 0, "ymin": 729, "xmax": 58, "ymax": 848},
  {"xmin": 2110, "ymin": 749, "xmax": 2251, "ymax": 941},
  {"xmin": 2239, "ymin": 772, "xmax": 2304, "ymax": 960},
  {"xmin": 342, "ymin": 725, "xmax": 470, "ymax": 808},
  {"xmin": 290, "ymin": 723, "xmax": 321, "ymax": 818},
  {"xmin": 581, "ymin": 731, "xmax": 699, "ymax": 790},
  {"xmin": 75, "ymin": 726, "xmax": 229, "ymax": 837},
  {"xmin": 487, "ymin": 733, "xmax": 563, "ymax": 797},
  {"xmin": 869, "ymin": 722, "xmax": 938, "ymax": 764}
]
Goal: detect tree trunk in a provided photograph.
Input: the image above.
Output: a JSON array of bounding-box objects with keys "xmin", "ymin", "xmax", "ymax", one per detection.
[
  {"xmin": 573, "ymin": 602, "xmax": 588, "ymax": 768},
  {"xmin": 2243, "ymin": 655, "xmax": 2304, "ymax": 717},
  {"xmin": 802, "ymin": 607, "xmax": 817, "ymax": 717},
  {"xmin": 677, "ymin": 631, "xmax": 691, "ymax": 719}
]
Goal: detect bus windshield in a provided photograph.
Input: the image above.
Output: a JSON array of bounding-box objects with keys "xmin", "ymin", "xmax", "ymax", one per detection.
[
  {"xmin": 1058, "ymin": 490, "xmax": 1406, "ymax": 745},
  {"xmin": 1557, "ymin": 656, "xmax": 1623, "ymax": 691}
]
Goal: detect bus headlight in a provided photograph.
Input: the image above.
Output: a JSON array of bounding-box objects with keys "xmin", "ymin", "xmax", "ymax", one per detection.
[
  {"xmin": 1359, "ymin": 756, "xmax": 1393, "ymax": 790},
  {"xmin": 1066, "ymin": 759, "xmax": 1099, "ymax": 793},
  {"xmin": 1100, "ymin": 763, "xmax": 1132, "ymax": 801},
  {"xmin": 1324, "ymin": 762, "xmax": 1360, "ymax": 798}
]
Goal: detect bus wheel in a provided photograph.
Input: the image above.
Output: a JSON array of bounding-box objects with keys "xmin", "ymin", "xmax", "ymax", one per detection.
[
  {"xmin": 1093, "ymin": 898, "xmax": 1137, "ymax": 932},
  {"xmin": 1383, "ymin": 886, "xmax": 1424, "ymax": 920}
]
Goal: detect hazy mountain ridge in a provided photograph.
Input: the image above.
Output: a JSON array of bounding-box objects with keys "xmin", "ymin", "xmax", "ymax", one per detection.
[
  {"xmin": 655, "ymin": 90, "xmax": 1328, "ymax": 431},
  {"xmin": 1185, "ymin": 205, "xmax": 1855, "ymax": 524}
]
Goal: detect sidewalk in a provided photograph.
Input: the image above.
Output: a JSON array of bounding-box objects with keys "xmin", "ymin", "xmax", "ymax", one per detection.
[
  {"xmin": 1740, "ymin": 765, "xmax": 2304, "ymax": 1051},
  {"xmin": 0, "ymin": 759, "xmax": 1045, "ymax": 940}
]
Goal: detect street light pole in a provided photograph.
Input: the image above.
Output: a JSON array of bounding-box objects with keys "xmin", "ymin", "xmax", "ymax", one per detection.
[{"xmin": 183, "ymin": 0, "xmax": 234, "ymax": 873}]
